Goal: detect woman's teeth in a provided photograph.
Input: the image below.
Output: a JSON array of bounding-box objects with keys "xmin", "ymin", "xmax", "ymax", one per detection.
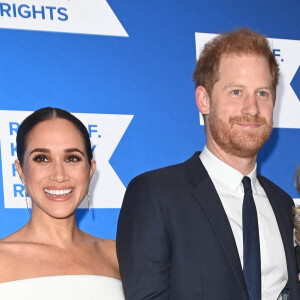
[{"xmin": 44, "ymin": 189, "xmax": 72, "ymax": 195}]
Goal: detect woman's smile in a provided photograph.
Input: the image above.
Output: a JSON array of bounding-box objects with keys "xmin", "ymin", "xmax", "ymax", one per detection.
[{"xmin": 44, "ymin": 187, "xmax": 74, "ymax": 202}]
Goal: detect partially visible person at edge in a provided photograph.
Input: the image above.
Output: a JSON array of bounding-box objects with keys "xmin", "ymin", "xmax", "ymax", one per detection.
[
  {"xmin": 117, "ymin": 28, "xmax": 300, "ymax": 300},
  {"xmin": 0, "ymin": 107, "xmax": 124, "ymax": 299},
  {"xmin": 293, "ymin": 164, "xmax": 300, "ymax": 283}
]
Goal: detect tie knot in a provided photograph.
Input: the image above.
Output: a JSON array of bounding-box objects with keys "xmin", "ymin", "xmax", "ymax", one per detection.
[{"xmin": 242, "ymin": 176, "xmax": 252, "ymax": 190}]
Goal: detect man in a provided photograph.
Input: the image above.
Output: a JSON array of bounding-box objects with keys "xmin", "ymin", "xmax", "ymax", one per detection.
[{"xmin": 117, "ymin": 28, "xmax": 300, "ymax": 299}]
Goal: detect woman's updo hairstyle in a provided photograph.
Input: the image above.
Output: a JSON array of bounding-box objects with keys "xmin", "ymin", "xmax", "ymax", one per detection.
[{"xmin": 16, "ymin": 107, "xmax": 93, "ymax": 167}]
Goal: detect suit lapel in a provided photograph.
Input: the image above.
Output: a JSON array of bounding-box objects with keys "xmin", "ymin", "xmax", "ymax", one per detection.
[{"xmin": 185, "ymin": 153, "xmax": 249, "ymax": 296}]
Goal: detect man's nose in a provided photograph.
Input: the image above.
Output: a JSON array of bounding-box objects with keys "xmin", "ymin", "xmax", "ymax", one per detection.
[{"xmin": 241, "ymin": 94, "xmax": 260, "ymax": 116}]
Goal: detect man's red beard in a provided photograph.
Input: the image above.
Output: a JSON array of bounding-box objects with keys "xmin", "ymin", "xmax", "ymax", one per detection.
[{"xmin": 208, "ymin": 113, "xmax": 273, "ymax": 158}]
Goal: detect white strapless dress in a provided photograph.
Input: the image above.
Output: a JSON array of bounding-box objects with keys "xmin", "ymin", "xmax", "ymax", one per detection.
[{"xmin": 0, "ymin": 275, "xmax": 125, "ymax": 300}]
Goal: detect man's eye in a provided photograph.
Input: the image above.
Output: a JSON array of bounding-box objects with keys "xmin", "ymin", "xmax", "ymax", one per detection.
[
  {"xmin": 66, "ymin": 155, "xmax": 81, "ymax": 162},
  {"xmin": 258, "ymin": 91, "xmax": 268, "ymax": 97},
  {"xmin": 33, "ymin": 154, "xmax": 49, "ymax": 162},
  {"xmin": 232, "ymin": 90, "xmax": 241, "ymax": 95}
]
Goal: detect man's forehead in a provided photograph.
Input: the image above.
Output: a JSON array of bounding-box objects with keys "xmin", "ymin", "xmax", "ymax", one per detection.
[
  {"xmin": 219, "ymin": 52, "xmax": 267, "ymax": 62},
  {"xmin": 218, "ymin": 54, "xmax": 271, "ymax": 76},
  {"xmin": 215, "ymin": 54, "xmax": 273, "ymax": 93}
]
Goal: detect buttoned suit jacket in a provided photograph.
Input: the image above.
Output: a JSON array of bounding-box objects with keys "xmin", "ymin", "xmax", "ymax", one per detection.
[{"xmin": 117, "ymin": 152, "xmax": 300, "ymax": 299}]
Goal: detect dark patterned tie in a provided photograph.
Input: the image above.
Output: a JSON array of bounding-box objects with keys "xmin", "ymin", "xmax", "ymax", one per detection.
[{"xmin": 242, "ymin": 176, "xmax": 261, "ymax": 300}]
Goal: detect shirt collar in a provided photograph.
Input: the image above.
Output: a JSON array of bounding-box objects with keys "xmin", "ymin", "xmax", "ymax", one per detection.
[{"xmin": 200, "ymin": 146, "xmax": 258, "ymax": 194}]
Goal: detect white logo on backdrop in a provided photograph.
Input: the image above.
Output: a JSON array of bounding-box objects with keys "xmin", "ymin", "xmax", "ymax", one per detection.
[
  {"xmin": 0, "ymin": 0, "xmax": 128, "ymax": 37},
  {"xmin": 0, "ymin": 110, "xmax": 133, "ymax": 209},
  {"xmin": 195, "ymin": 33, "xmax": 300, "ymax": 129}
]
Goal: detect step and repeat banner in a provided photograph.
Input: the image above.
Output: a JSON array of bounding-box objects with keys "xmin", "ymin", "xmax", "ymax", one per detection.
[{"xmin": 0, "ymin": 0, "xmax": 299, "ymax": 239}]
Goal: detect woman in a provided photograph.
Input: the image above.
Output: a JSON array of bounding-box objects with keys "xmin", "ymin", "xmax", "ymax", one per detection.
[
  {"xmin": 0, "ymin": 107, "xmax": 124, "ymax": 299},
  {"xmin": 294, "ymin": 164, "xmax": 300, "ymax": 281}
]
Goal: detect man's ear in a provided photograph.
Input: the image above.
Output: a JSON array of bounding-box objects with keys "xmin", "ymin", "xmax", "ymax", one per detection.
[
  {"xmin": 15, "ymin": 160, "xmax": 25, "ymax": 184},
  {"xmin": 195, "ymin": 86, "xmax": 210, "ymax": 115}
]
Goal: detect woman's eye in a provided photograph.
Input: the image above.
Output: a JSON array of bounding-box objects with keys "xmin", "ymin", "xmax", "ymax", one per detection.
[
  {"xmin": 232, "ymin": 90, "xmax": 241, "ymax": 95},
  {"xmin": 33, "ymin": 154, "xmax": 49, "ymax": 162},
  {"xmin": 66, "ymin": 155, "xmax": 81, "ymax": 163}
]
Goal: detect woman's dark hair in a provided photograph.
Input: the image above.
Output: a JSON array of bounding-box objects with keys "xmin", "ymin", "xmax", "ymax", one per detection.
[{"xmin": 17, "ymin": 107, "xmax": 93, "ymax": 166}]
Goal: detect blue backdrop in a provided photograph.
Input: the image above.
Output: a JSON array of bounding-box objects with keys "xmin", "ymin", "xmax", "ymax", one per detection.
[{"xmin": 0, "ymin": 0, "xmax": 299, "ymax": 240}]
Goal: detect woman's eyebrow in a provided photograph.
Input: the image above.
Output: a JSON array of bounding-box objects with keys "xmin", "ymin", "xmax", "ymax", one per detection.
[
  {"xmin": 64, "ymin": 148, "xmax": 85, "ymax": 156},
  {"xmin": 29, "ymin": 148, "xmax": 50, "ymax": 155}
]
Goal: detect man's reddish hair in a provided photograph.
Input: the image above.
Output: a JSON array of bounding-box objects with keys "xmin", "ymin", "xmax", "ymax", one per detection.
[{"xmin": 193, "ymin": 28, "xmax": 279, "ymax": 97}]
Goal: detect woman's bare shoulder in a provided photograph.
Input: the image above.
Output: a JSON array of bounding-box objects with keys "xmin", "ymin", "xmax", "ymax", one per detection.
[
  {"xmin": 96, "ymin": 238, "xmax": 120, "ymax": 278},
  {"xmin": 96, "ymin": 237, "xmax": 116, "ymax": 249},
  {"xmin": 0, "ymin": 229, "xmax": 31, "ymax": 258},
  {"xmin": 0, "ymin": 234, "xmax": 27, "ymax": 282},
  {"xmin": 79, "ymin": 231, "xmax": 114, "ymax": 245},
  {"xmin": 85, "ymin": 234, "xmax": 116, "ymax": 252},
  {"xmin": 0, "ymin": 230, "xmax": 25, "ymax": 249},
  {"xmin": 0, "ymin": 224, "xmax": 28, "ymax": 243},
  {"xmin": 79, "ymin": 232, "xmax": 119, "ymax": 278}
]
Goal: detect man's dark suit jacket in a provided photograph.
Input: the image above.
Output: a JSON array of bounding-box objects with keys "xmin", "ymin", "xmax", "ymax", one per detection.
[
  {"xmin": 295, "ymin": 245, "xmax": 300, "ymax": 274},
  {"xmin": 117, "ymin": 152, "xmax": 300, "ymax": 299}
]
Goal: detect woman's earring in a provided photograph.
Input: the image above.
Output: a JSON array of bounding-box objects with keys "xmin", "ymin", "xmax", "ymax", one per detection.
[
  {"xmin": 24, "ymin": 186, "xmax": 29, "ymax": 212},
  {"xmin": 88, "ymin": 191, "xmax": 91, "ymax": 211}
]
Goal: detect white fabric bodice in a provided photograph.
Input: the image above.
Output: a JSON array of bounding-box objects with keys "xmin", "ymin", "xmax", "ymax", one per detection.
[{"xmin": 0, "ymin": 275, "xmax": 125, "ymax": 300}]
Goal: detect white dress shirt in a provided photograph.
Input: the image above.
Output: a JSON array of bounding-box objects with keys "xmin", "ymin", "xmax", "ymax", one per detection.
[{"xmin": 200, "ymin": 146, "xmax": 288, "ymax": 300}]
